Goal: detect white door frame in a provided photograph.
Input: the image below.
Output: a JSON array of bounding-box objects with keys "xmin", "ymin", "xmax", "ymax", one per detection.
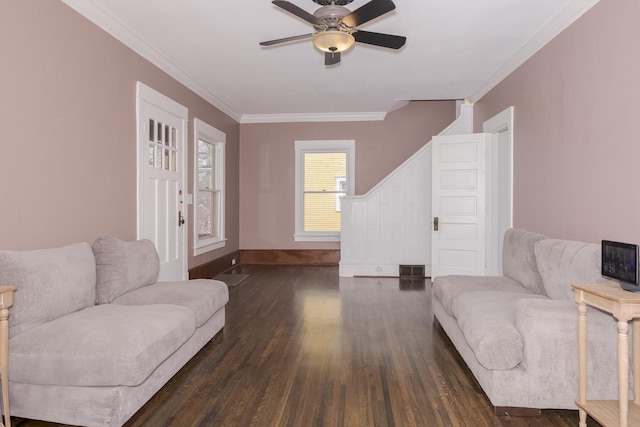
[
  {"xmin": 136, "ymin": 82, "xmax": 188, "ymax": 280},
  {"xmin": 483, "ymin": 106, "xmax": 514, "ymax": 276}
]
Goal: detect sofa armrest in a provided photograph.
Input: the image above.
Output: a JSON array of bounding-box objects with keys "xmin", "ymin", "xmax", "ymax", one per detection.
[
  {"xmin": 515, "ymin": 299, "xmax": 620, "ymax": 401},
  {"xmin": 516, "ymin": 299, "xmax": 618, "ymax": 350}
]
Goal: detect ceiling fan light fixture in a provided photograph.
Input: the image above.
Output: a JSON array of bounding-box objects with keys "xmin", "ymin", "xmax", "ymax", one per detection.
[{"xmin": 312, "ymin": 30, "xmax": 355, "ymax": 53}]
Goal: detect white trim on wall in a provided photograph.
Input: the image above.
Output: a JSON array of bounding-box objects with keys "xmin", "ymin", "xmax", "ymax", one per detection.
[
  {"xmin": 469, "ymin": 0, "xmax": 601, "ymax": 102},
  {"xmin": 60, "ymin": 0, "xmax": 241, "ymax": 122},
  {"xmin": 62, "ymin": 0, "xmax": 599, "ymax": 123},
  {"xmin": 483, "ymin": 106, "xmax": 514, "ymax": 276},
  {"xmin": 241, "ymin": 112, "xmax": 387, "ymax": 124}
]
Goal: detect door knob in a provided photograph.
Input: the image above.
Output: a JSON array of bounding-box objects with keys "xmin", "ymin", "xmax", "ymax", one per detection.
[
  {"xmin": 433, "ymin": 217, "xmax": 439, "ymax": 231},
  {"xmin": 178, "ymin": 211, "xmax": 185, "ymax": 226}
]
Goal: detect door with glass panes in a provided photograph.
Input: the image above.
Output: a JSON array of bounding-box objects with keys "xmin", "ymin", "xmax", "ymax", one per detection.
[{"xmin": 136, "ymin": 82, "xmax": 188, "ymax": 280}]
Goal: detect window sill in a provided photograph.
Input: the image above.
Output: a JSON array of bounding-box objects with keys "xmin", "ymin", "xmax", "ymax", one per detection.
[
  {"xmin": 194, "ymin": 238, "xmax": 226, "ymax": 256},
  {"xmin": 294, "ymin": 233, "xmax": 341, "ymax": 242}
]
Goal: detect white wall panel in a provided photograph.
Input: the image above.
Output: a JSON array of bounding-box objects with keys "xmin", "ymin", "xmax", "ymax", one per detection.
[{"xmin": 339, "ymin": 105, "xmax": 473, "ymax": 277}]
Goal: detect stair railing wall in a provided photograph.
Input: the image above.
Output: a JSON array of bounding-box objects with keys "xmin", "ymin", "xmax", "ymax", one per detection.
[{"xmin": 339, "ymin": 104, "xmax": 474, "ymax": 277}]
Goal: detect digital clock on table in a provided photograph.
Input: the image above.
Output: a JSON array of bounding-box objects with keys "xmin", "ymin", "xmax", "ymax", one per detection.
[{"xmin": 602, "ymin": 240, "xmax": 639, "ymax": 292}]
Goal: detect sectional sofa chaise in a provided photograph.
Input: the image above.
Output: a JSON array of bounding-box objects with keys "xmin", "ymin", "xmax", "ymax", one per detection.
[{"xmin": 0, "ymin": 235, "xmax": 229, "ymax": 426}]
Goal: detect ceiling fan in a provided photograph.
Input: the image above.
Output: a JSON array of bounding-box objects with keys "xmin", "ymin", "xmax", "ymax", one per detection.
[{"xmin": 259, "ymin": 0, "xmax": 406, "ymax": 66}]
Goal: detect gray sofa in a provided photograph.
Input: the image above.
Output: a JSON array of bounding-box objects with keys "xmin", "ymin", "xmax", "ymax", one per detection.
[
  {"xmin": 0, "ymin": 235, "xmax": 229, "ymax": 427},
  {"xmin": 432, "ymin": 228, "xmax": 624, "ymax": 413}
]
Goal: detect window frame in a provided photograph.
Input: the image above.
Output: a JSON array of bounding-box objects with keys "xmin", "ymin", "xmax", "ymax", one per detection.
[
  {"xmin": 294, "ymin": 140, "xmax": 355, "ymax": 242},
  {"xmin": 335, "ymin": 176, "xmax": 347, "ymax": 212},
  {"xmin": 193, "ymin": 118, "xmax": 226, "ymax": 255}
]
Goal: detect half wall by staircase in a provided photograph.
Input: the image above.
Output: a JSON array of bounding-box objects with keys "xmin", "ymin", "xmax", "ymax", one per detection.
[{"xmin": 339, "ymin": 104, "xmax": 474, "ymax": 277}]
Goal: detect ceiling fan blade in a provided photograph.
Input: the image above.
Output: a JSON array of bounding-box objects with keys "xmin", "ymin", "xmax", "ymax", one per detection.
[
  {"xmin": 353, "ymin": 30, "xmax": 406, "ymax": 49},
  {"xmin": 341, "ymin": 0, "xmax": 396, "ymax": 28},
  {"xmin": 260, "ymin": 33, "xmax": 314, "ymax": 46},
  {"xmin": 325, "ymin": 51, "xmax": 341, "ymax": 66},
  {"xmin": 272, "ymin": 1, "xmax": 323, "ymax": 26}
]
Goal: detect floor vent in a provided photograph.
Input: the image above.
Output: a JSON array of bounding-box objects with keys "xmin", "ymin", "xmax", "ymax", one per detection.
[{"xmin": 399, "ymin": 265, "xmax": 425, "ymax": 277}]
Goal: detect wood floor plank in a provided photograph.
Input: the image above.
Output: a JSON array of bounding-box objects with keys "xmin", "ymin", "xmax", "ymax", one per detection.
[{"xmin": 13, "ymin": 265, "xmax": 602, "ymax": 427}]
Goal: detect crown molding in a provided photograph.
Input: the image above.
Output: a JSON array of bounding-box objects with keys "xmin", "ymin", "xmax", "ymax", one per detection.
[
  {"xmin": 60, "ymin": 0, "xmax": 242, "ymax": 122},
  {"xmin": 469, "ymin": 0, "xmax": 601, "ymax": 103},
  {"xmin": 240, "ymin": 111, "xmax": 387, "ymax": 124},
  {"xmin": 61, "ymin": 0, "xmax": 599, "ymax": 123}
]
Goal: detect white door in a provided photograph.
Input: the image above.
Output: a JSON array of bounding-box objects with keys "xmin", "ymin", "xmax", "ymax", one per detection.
[
  {"xmin": 431, "ymin": 133, "xmax": 488, "ymax": 279},
  {"xmin": 136, "ymin": 82, "xmax": 188, "ymax": 281}
]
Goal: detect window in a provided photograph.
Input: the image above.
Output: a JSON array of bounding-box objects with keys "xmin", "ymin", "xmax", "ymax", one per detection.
[
  {"xmin": 295, "ymin": 140, "xmax": 355, "ymax": 242},
  {"xmin": 147, "ymin": 119, "xmax": 178, "ymax": 171},
  {"xmin": 193, "ymin": 118, "xmax": 225, "ymax": 255}
]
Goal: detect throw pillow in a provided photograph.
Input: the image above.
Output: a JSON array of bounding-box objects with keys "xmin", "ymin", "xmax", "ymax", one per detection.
[
  {"xmin": 0, "ymin": 243, "xmax": 96, "ymax": 338},
  {"xmin": 92, "ymin": 235, "xmax": 159, "ymax": 304},
  {"xmin": 534, "ymin": 239, "xmax": 608, "ymax": 300}
]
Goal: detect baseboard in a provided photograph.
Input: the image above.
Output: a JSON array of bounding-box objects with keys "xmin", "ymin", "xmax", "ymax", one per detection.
[
  {"xmin": 339, "ymin": 264, "xmax": 399, "ymax": 277},
  {"xmin": 339, "ymin": 263, "xmax": 432, "ymax": 278},
  {"xmin": 239, "ymin": 250, "xmax": 340, "ymax": 265},
  {"xmin": 189, "ymin": 251, "xmax": 240, "ymax": 279}
]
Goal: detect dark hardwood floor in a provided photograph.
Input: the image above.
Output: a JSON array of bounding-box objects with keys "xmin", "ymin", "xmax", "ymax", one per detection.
[{"xmin": 14, "ymin": 265, "xmax": 600, "ymax": 427}]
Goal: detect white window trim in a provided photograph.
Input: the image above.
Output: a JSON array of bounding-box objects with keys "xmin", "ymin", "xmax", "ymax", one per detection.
[
  {"xmin": 294, "ymin": 140, "xmax": 355, "ymax": 242},
  {"xmin": 335, "ymin": 176, "xmax": 346, "ymax": 212},
  {"xmin": 193, "ymin": 118, "xmax": 226, "ymax": 255}
]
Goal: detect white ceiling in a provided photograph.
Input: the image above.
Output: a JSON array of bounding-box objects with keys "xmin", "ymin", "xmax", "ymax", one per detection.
[{"xmin": 62, "ymin": 0, "xmax": 599, "ymax": 122}]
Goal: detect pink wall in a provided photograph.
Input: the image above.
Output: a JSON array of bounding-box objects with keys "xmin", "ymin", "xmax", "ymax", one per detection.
[
  {"xmin": 0, "ymin": 1, "xmax": 239, "ymax": 269},
  {"xmin": 475, "ymin": 0, "xmax": 640, "ymax": 245},
  {"xmin": 239, "ymin": 101, "xmax": 456, "ymax": 250}
]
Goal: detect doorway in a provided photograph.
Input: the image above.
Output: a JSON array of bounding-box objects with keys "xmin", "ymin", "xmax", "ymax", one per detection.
[
  {"xmin": 484, "ymin": 106, "xmax": 514, "ymax": 275},
  {"xmin": 136, "ymin": 82, "xmax": 188, "ymax": 280},
  {"xmin": 430, "ymin": 106, "xmax": 514, "ymax": 279}
]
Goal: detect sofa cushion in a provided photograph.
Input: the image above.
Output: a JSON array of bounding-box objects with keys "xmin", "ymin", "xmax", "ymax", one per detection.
[
  {"xmin": 112, "ymin": 279, "xmax": 229, "ymax": 327},
  {"xmin": 9, "ymin": 304, "xmax": 195, "ymax": 387},
  {"xmin": 451, "ymin": 291, "xmax": 548, "ymax": 370},
  {"xmin": 432, "ymin": 275, "xmax": 532, "ymax": 315},
  {"xmin": 92, "ymin": 235, "xmax": 160, "ymax": 304},
  {"xmin": 502, "ymin": 228, "xmax": 546, "ymax": 295},
  {"xmin": 535, "ymin": 239, "xmax": 608, "ymax": 300},
  {"xmin": 0, "ymin": 243, "xmax": 96, "ymax": 339}
]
